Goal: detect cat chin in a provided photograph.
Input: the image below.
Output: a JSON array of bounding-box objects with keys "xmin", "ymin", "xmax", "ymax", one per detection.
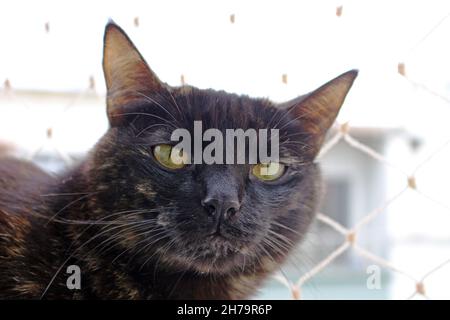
[
  {"xmin": 180, "ymin": 253, "xmax": 249, "ymax": 275},
  {"xmin": 146, "ymin": 228, "xmax": 264, "ymax": 274},
  {"xmin": 158, "ymin": 244, "xmax": 253, "ymax": 275}
]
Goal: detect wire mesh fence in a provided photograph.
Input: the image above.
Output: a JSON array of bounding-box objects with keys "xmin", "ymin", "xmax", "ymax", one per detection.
[
  {"xmin": 1, "ymin": 1, "xmax": 450, "ymax": 299},
  {"xmin": 275, "ymin": 122, "xmax": 450, "ymax": 299}
]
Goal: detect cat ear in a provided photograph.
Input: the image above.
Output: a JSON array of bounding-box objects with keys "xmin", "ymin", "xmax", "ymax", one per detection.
[
  {"xmin": 285, "ymin": 70, "xmax": 358, "ymax": 158},
  {"xmin": 103, "ymin": 21, "xmax": 166, "ymax": 126}
]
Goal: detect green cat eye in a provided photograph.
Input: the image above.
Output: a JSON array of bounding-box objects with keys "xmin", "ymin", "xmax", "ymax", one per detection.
[
  {"xmin": 153, "ymin": 144, "xmax": 188, "ymax": 170},
  {"xmin": 252, "ymin": 162, "xmax": 285, "ymax": 181}
]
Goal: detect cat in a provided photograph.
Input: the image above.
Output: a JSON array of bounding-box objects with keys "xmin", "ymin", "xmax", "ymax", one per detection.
[{"xmin": 0, "ymin": 22, "xmax": 357, "ymax": 299}]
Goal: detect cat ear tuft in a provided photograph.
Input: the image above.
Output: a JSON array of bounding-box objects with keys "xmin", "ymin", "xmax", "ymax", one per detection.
[
  {"xmin": 287, "ymin": 70, "xmax": 358, "ymax": 158},
  {"xmin": 103, "ymin": 22, "xmax": 165, "ymax": 126}
]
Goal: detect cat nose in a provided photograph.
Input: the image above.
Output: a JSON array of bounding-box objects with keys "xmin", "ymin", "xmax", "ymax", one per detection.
[{"xmin": 201, "ymin": 197, "xmax": 240, "ymax": 220}]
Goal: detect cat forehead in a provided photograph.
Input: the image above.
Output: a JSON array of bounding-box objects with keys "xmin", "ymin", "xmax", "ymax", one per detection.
[
  {"xmin": 170, "ymin": 87, "xmax": 278, "ymax": 124},
  {"xmin": 171, "ymin": 86, "xmax": 270, "ymax": 108}
]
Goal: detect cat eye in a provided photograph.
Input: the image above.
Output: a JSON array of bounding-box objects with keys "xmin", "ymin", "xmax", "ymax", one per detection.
[
  {"xmin": 252, "ymin": 162, "xmax": 285, "ymax": 181},
  {"xmin": 153, "ymin": 144, "xmax": 188, "ymax": 170}
]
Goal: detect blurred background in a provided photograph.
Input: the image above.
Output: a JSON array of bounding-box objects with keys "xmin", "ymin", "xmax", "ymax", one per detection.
[{"xmin": 1, "ymin": 0, "xmax": 450, "ymax": 299}]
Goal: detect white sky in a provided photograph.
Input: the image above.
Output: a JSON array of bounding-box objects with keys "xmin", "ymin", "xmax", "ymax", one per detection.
[
  {"xmin": 1, "ymin": 0, "xmax": 450, "ymax": 150},
  {"xmin": 1, "ymin": 0, "xmax": 450, "ymax": 129}
]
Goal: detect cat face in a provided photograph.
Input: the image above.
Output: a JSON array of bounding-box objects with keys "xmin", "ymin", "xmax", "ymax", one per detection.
[{"xmin": 89, "ymin": 22, "xmax": 357, "ymax": 274}]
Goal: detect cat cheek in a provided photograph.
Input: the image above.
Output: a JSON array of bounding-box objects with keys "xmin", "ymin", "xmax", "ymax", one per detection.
[{"xmin": 135, "ymin": 183, "xmax": 157, "ymax": 199}]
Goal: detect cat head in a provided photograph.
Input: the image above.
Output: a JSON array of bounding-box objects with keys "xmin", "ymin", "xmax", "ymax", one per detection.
[{"xmin": 89, "ymin": 22, "xmax": 357, "ymax": 275}]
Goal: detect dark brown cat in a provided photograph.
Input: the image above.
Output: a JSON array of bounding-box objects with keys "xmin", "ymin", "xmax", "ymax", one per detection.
[{"xmin": 0, "ymin": 22, "xmax": 357, "ymax": 299}]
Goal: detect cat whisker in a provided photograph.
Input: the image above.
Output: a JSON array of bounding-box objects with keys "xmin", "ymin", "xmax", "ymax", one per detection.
[
  {"xmin": 276, "ymin": 108, "xmax": 319, "ymax": 132},
  {"xmin": 40, "ymin": 192, "xmax": 93, "ymax": 197},
  {"xmin": 268, "ymin": 229, "xmax": 296, "ymax": 247},
  {"xmin": 135, "ymin": 91, "xmax": 180, "ymax": 124},
  {"xmin": 110, "ymin": 227, "xmax": 170, "ymax": 264},
  {"xmin": 151, "ymin": 235, "xmax": 180, "ymax": 277},
  {"xmin": 264, "ymin": 235, "xmax": 291, "ymax": 256},
  {"xmin": 165, "ymin": 89, "xmax": 184, "ymax": 120},
  {"xmin": 126, "ymin": 224, "xmax": 187, "ymax": 268},
  {"xmin": 258, "ymin": 238, "xmax": 298, "ymax": 279},
  {"xmin": 135, "ymin": 123, "xmax": 174, "ymax": 138},
  {"xmin": 45, "ymin": 192, "xmax": 99, "ymax": 225},
  {"xmin": 40, "ymin": 208, "xmax": 173, "ymax": 299},
  {"xmin": 139, "ymin": 234, "xmax": 176, "ymax": 272},
  {"xmin": 270, "ymin": 101, "xmax": 311, "ymax": 131},
  {"xmin": 271, "ymin": 221, "xmax": 303, "ymax": 237},
  {"xmin": 42, "ymin": 208, "xmax": 156, "ymax": 226},
  {"xmin": 110, "ymin": 234, "xmax": 159, "ymax": 265},
  {"xmin": 41, "ymin": 217, "xmax": 148, "ymax": 299},
  {"xmin": 82, "ymin": 220, "xmax": 164, "ymax": 260},
  {"xmin": 167, "ymin": 268, "xmax": 189, "ymax": 299},
  {"xmin": 114, "ymin": 112, "xmax": 178, "ymax": 131}
]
